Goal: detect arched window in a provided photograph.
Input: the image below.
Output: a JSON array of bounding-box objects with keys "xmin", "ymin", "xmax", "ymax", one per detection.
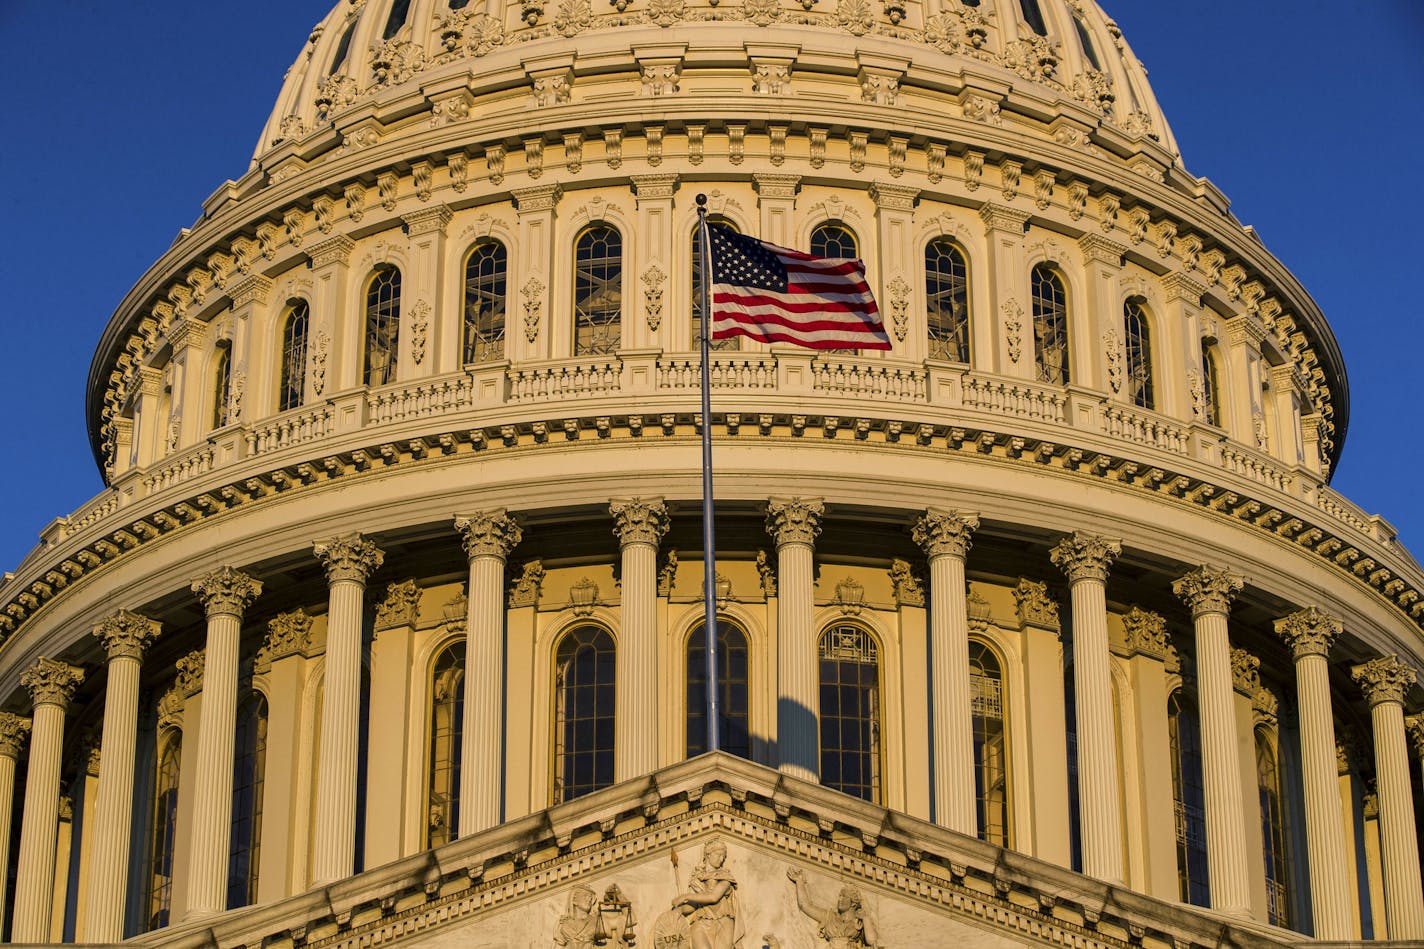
[
  {"xmin": 383, "ymin": 0, "xmax": 412, "ymax": 40},
  {"xmin": 553, "ymin": 626, "xmax": 616, "ymax": 802},
  {"xmin": 691, "ymin": 220, "xmax": 740, "ymax": 351},
  {"xmin": 1124, "ymin": 299, "xmax": 1155, "ymax": 409},
  {"xmin": 364, "ymin": 267, "xmax": 401, "ymax": 386},
  {"xmin": 818, "ymin": 624, "xmax": 881, "ymax": 803},
  {"xmin": 327, "ymin": 19, "xmax": 356, "ymax": 76},
  {"xmin": 1256, "ymin": 728, "xmax": 1291, "ymax": 926},
  {"xmin": 925, "ymin": 238, "xmax": 970, "ymax": 362},
  {"xmin": 1020, "ymin": 0, "xmax": 1049, "ymax": 36},
  {"xmin": 427, "ymin": 640, "xmax": 465, "ymax": 848},
  {"xmin": 147, "ymin": 733, "xmax": 181, "ymax": 930},
  {"xmin": 1031, "ymin": 265, "xmax": 1070, "ymax": 385},
  {"xmin": 279, "ymin": 300, "xmax": 309, "ymax": 412},
  {"xmin": 211, "ymin": 345, "xmax": 233, "ymax": 430},
  {"xmin": 228, "ymin": 693, "xmax": 267, "ymax": 909},
  {"xmin": 1201, "ymin": 341, "xmax": 1222, "ymax": 427},
  {"xmin": 1169, "ymin": 690, "xmax": 1209, "ymax": 906},
  {"xmin": 686, "ymin": 619, "xmax": 751, "ymax": 759},
  {"xmin": 463, "ymin": 240, "xmax": 507, "ymax": 364},
  {"xmin": 969, "ymin": 640, "xmax": 1009, "ymax": 846},
  {"xmin": 1074, "ymin": 17, "xmax": 1102, "ymax": 70},
  {"xmin": 810, "ymin": 222, "xmax": 858, "ymax": 260},
  {"xmin": 573, "ymin": 226, "xmax": 622, "ymax": 356}
]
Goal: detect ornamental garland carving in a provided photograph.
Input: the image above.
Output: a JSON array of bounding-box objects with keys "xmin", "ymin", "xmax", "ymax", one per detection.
[
  {"xmin": 767, "ymin": 497, "xmax": 824, "ymax": 547},
  {"xmin": 1103, "ymin": 330, "xmax": 1123, "ymax": 392},
  {"xmin": 1172, "ymin": 566, "xmax": 1243, "ymax": 617},
  {"xmin": 21, "ymin": 657, "xmax": 85, "ymax": 708},
  {"xmin": 313, "ymin": 533, "xmax": 385, "ymax": 584},
  {"xmin": 311, "ymin": 328, "xmax": 330, "ymax": 395},
  {"xmin": 1013, "ymin": 579, "xmax": 1059, "ymax": 631},
  {"xmin": 1001, "ymin": 299, "xmax": 1023, "ymax": 363},
  {"xmin": 885, "ymin": 275, "xmax": 910, "ymax": 342},
  {"xmin": 0, "ymin": 712, "xmax": 32, "ymax": 758},
  {"xmin": 642, "ymin": 265, "xmax": 667, "ymax": 332},
  {"xmin": 94, "ymin": 609, "xmax": 161, "ymax": 662},
  {"xmin": 1050, "ymin": 532, "xmax": 1121, "ymax": 584},
  {"xmin": 455, "ymin": 509, "xmax": 524, "ymax": 560},
  {"xmin": 610, "ymin": 497, "xmax": 670, "ymax": 547},
  {"xmin": 410, "ymin": 301, "xmax": 431, "ymax": 365},
  {"xmin": 509, "ymin": 559, "xmax": 546, "ymax": 608},
  {"xmin": 523, "ymin": 277, "xmax": 545, "ymax": 342},
  {"xmin": 191, "ymin": 566, "xmax": 263, "ymax": 618},
  {"xmin": 1351, "ymin": 655, "xmax": 1417, "ymax": 707},
  {"xmin": 1273, "ymin": 606, "xmax": 1341, "ymax": 660}
]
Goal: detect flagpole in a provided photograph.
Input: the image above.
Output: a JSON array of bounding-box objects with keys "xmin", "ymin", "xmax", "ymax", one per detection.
[{"xmin": 695, "ymin": 193, "xmax": 720, "ymax": 754}]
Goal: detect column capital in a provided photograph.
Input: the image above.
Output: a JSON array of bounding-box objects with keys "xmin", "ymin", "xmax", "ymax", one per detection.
[
  {"xmin": 0, "ymin": 711, "xmax": 31, "ymax": 757},
  {"xmin": 766, "ymin": 497, "xmax": 824, "ymax": 548},
  {"xmin": 912, "ymin": 509, "xmax": 978, "ymax": 559},
  {"xmin": 93, "ymin": 609, "xmax": 161, "ymax": 662},
  {"xmin": 314, "ymin": 533, "xmax": 385, "ymax": 584},
  {"xmin": 1406, "ymin": 714, "xmax": 1424, "ymax": 759},
  {"xmin": 21, "ymin": 657, "xmax": 84, "ymax": 709},
  {"xmin": 1273, "ymin": 606, "xmax": 1341, "ymax": 660},
  {"xmin": 191, "ymin": 566, "xmax": 263, "ymax": 618},
  {"xmin": 609, "ymin": 497, "xmax": 669, "ymax": 548},
  {"xmin": 1049, "ymin": 531, "xmax": 1121, "ymax": 583},
  {"xmin": 1122, "ymin": 606, "xmax": 1171, "ymax": 662},
  {"xmin": 1351, "ymin": 656, "xmax": 1417, "ymax": 708},
  {"xmin": 1172, "ymin": 565, "xmax": 1244, "ymax": 617},
  {"xmin": 454, "ymin": 509, "xmax": 523, "ymax": 560}
]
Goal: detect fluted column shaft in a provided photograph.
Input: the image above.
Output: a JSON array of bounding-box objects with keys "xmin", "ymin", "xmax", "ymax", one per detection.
[
  {"xmin": 84, "ymin": 612, "xmax": 161, "ymax": 940},
  {"xmin": 311, "ymin": 535, "xmax": 382, "ymax": 885},
  {"xmin": 455, "ymin": 511, "xmax": 522, "ymax": 835},
  {"xmin": 1353, "ymin": 657, "xmax": 1423, "ymax": 940},
  {"xmin": 914, "ymin": 509, "xmax": 978, "ymax": 834},
  {"xmin": 13, "ymin": 659, "xmax": 83, "ymax": 943},
  {"xmin": 186, "ymin": 568, "xmax": 261, "ymax": 916},
  {"xmin": 1051, "ymin": 532, "xmax": 1123, "ymax": 884},
  {"xmin": 1275, "ymin": 607, "xmax": 1352, "ymax": 940},
  {"xmin": 0, "ymin": 713, "xmax": 32, "ymax": 938},
  {"xmin": 1174, "ymin": 568, "xmax": 1250, "ymax": 915},
  {"xmin": 610, "ymin": 498, "xmax": 667, "ymax": 781},
  {"xmin": 768, "ymin": 498, "xmax": 824, "ymax": 782}
]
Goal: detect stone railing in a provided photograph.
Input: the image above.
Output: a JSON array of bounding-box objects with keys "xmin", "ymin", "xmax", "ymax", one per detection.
[
  {"xmin": 657, "ymin": 356, "xmax": 779, "ymax": 390},
  {"xmin": 509, "ymin": 358, "xmax": 621, "ymax": 402},
  {"xmin": 55, "ymin": 493, "xmax": 122, "ymax": 543},
  {"xmin": 961, "ymin": 375, "xmax": 1066, "ymax": 424},
  {"xmin": 1220, "ymin": 445, "xmax": 1293, "ymax": 495},
  {"xmin": 812, "ymin": 360, "xmax": 927, "ymax": 402},
  {"xmin": 140, "ymin": 443, "xmax": 217, "ymax": 496},
  {"xmin": 1314, "ymin": 486, "xmax": 1374, "ymax": 539},
  {"xmin": 367, "ymin": 376, "xmax": 476, "ymax": 426},
  {"xmin": 1100, "ymin": 405, "xmax": 1189, "ymax": 455},
  {"xmin": 247, "ymin": 405, "xmax": 335, "ymax": 456}
]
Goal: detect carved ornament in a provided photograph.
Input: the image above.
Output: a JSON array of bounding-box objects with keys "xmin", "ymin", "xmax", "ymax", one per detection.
[
  {"xmin": 611, "ymin": 497, "xmax": 670, "ymax": 547},
  {"xmin": 889, "ymin": 559, "xmax": 923, "ymax": 608},
  {"xmin": 262, "ymin": 609, "xmax": 314, "ymax": 664},
  {"xmin": 0, "ymin": 712, "xmax": 32, "ymax": 758},
  {"xmin": 1049, "ymin": 532, "xmax": 1121, "ymax": 583},
  {"xmin": 767, "ymin": 497, "xmax": 824, "ymax": 548},
  {"xmin": 455, "ymin": 509, "xmax": 524, "ymax": 560},
  {"xmin": 912, "ymin": 509, "xmax": 978, "ymax": 559},
  {"xmin": 568, "ymin": 577, "xmax": 601, "ymax": 616},
  {"xmin": 175, "ymin": 649, "xmax": 205, "ymax": 696},
  {"xmin": 1172, "ymin": 566, "xmax": 1243, "ymax": 618},
  {"xmin": 191, "ymin": 566, "xmax": 263, "ymax": 618},
  {"xmin": 94, "ymin": 609, "xmax": 161, "ymax": 662},
  {"xmin": 375, "ymin": 580, "xmax": 422, "ymax": 630},
  {"xmin": 756, "ymin": 550, "xmax": 777, "ymax": 597},
  {"xmin": 1230, "ymin": 648, "xmax": 1261, "ymax": 697},
  {"xmin": 657, "ymin": 550, "xmax": 678, "ymax": 597},
  {"xmin": 1013, "ymin": 579, "xmax": 1059, "ymax": 631},
  {"xmin": 313, "ymin": 533, "xmax": 385, "ymax": 584},
  {"xmin": 509, "ymin": 560, "xmax": 546, "ymax": 609},
  {"xmin": 1122, "ymin": 607, "xmax": 1170, "ymax": 662},
  {"xmin": 21, "ymin": 657, "xmax": 85, "ymax": 708},
  {"xmin": 1273, "ymin": 606, "xmax": 1341, "ymax": 660},
  {"xmin": 1351, "ymin": 655, "xmax": 1416, "ymax": 707}
]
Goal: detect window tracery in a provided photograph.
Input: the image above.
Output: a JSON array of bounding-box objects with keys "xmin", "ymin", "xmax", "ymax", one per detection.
[
  {"xmin": 1202, "ymin": 341, "xmax": 1222, "ymax": 427},
  {"xmin": 573, "ymin": 226, "xmax": 622, "ymax": 356},
  {"xmin": 810, "ymin": 222, "xmax": 858, "ymax": 260},
  {"xmin": 212, "ymin": 345, "xmax": 233, "ymax": 430},
  {"xmin": 1031, "ymin": 265, "xmax": 1070, "ymax": 384},
  {"xmin": 147, "ymin": 732, "xmax": 182, "ymax": 930},
  {"xmin": 925, "ymin": 238, "xmax": 971, "ymax": 363},
  {"xmin": 1124, "ymin": 299, "xmax": 1154, "ymax": 409},
  {"xmin": 364, "ymin": 267, "xmax": 401, "ymax": 387},
  {"xmin": 553, "ymin": 626, "xmax": 616, "ymax": 802},
  {"xmin": 1256, "ymin": 727, "xmax": 1292, "ymax": 927},
  {"xmin": 463, "ymin": 240, "xmax": 508, "ymax": 364},
  {"xmin": 279, "ymin": 300, "xmax": 309, "ymax": 412},
  {"xmin": 818, "ymin": 623, "xmax": 881, "ymax": 803}
]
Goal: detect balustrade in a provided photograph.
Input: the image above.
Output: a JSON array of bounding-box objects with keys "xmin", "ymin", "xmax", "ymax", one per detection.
[
  {"xmin": 508, "ymin": 359, "xmax": 621, "ymax": 401},
  {"xmin": 961, "ymin": 373, "xmax": 1067, "ymax": 423}
]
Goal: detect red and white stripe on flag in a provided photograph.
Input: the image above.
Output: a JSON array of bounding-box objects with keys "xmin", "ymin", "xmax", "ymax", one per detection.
[{"xmin": 707, "ymin": 226, "xmax": 891, "ymax": 351}]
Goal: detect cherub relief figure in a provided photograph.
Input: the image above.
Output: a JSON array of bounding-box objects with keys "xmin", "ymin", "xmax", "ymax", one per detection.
[
  {"xmin": 668, "ymin": 839, "xmax": 744, "ymax": 949},
  {"xmin": 554, "ymin": 884, "xmax": 599, "ymax": 948},
  {"xmin": 787, "ymin": 868, "xmax": 881, "ymax": 948}
]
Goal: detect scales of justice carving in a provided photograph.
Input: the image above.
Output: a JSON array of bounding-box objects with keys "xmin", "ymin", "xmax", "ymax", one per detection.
[{"xmin": 551, "ymin": 839, "xmax": 881, "ymax": 948}]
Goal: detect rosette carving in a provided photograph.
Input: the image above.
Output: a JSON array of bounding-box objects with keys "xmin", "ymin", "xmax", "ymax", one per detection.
[
  {"xmin": 1172, "ymin": 566, "xmax": 1243, "ymax": 617},
  {"xmin": 610, "ymin": 498, "xmax": 670, "ymax": 547},
  {"xmin": 21, "ymin": 658, "xmax": 85, "ymax": 708},
  {"xmin": 0, "ymin": 712, "xmax": 32, "ymax": 757},
  {"xmin": 456, "ymin": 509, "xmax": 524, "ymax": 560},
  {"xmin": 94, "ymin": 609, "xmax": 161, "ymax": 662},
  {"xmin": 191, "ymin": 566, "xmax": 263, "ymax": 618},
  {"xmin": 766, "ymin": 497, "xmax": 824, "ymax": 547},
  {"xmin": 314, "ymin": 533, "xmax": 385, "ymax": 584},
  {"xmin": 1273, "ymin": 606, "xmax": 1341, "ymax": 660},
  {"xmin": 553, "ymin": 0, "xmax": 592, "ymax": 36},
  {"xmin": 1351, "ymin": 656, "xmax": 1417, "ymax": 707},
  {"xmin": 1049, "ymin": 532, "xmax": 1121, "ymax": 583},
  {"xmin": 912, "ymin": 509, "xmax": 978, "ymax": 559}
]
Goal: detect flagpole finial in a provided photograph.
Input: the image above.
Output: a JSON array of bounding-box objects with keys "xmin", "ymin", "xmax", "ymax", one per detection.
[{"xmin": 696, "ymin": 192, "xmax": 707, "ymax": 209}]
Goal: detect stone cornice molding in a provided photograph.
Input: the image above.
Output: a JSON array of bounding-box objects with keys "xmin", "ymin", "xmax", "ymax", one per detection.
[
  {"xmin": 766, "ymin": 497, "xmax": 824, "ymax": 548},
  {"xmin": 629, "ymin": 174, "xmax": 679, "ymax": 202},
  {"xmin": 1171, "ymin": 565, "xmax": 1243, "ymax": 618},
  {"xmin": 0, "ymin": 711, "xmax": 31, "ymax": 758},
  {"xmin": 912, "ymin": 509, "xmax": 978, "ymax": 560},
  {"xmin": 1273, "ymin": 606, "xmax": 1341, "ymax": 660},
  {"xmin": 314, "ymin": 533, "xmax": 385, "ymax": 584},
  {"xmin": 191, "ymin": 565, "xmax": 263, "ymax": 619},
  {"xmin": 1226, "ymin": 313, "xmax": 1269, "ymax": 350},
  {"xmin": 166, "ymin": 317, "xmax": 208, "ymax": 353},
  {"xmin": 455, "ymin": 509, "xmax": 523, "ymax": 560},
  {"xmin": 868, "ymin": 181, "xmax": 919, "ymax": 212},
  {"xmin": 1050, "ymin": 531, "xmax": 1121, "ymax": 584},
  {"xmin": 21, "ymin": 657, "xmax": 84, "ymax": 709},
  {"xmin": 752, "ymin": 173, "xmax": 800, "ymax": 200},
  {"xmin": 403, "ymin": 205, "xmax": 454, "ymax": 237},
  {"xmin": 374, "ymin": 579, "xmax": 422, "ymax": 631},
  {"xmin": 1122, "ymin": 606, "xmax": 1170, "ymax": 663},
  {"xmin": 306, "ymin": 234, "xmax": 356, "ymax": 269},
  {"xmin": 138, "ymin": 365, "xmax": 165, "ymax": 397},
  {"xmin": 512, "ymin": 183, "xmax": 563, "ymax": 214},
  {"xmin": 1162, "ymin": 271, "xmax": 1207, "ymax": 305},
  {"xmin": 609, "ymin": 497, "xmax": 670, "ymax": 548},
  {"xmin": 227, "ymin": 273, "xmax": 275, "ymax": 309},
  {"xmin": 1351, "ymin": 655, "xmax": 1416, "ymax": 708},
  {"xmin": 1077, "ymin": 233, "xmax": 1126, "ymax": 265},
  {"xmin": 94, "ymin": 609, "xmax": 161, "ymax": 662},
  {"xmin": 977, "ymin": 203, "xmax": 1031, "ymax": 235}
]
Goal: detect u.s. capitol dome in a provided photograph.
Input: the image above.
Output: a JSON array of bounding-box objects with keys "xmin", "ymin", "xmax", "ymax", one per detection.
[{"xmin": 1, "ymin": 0, "xmax": 1421, "ymax": 946}]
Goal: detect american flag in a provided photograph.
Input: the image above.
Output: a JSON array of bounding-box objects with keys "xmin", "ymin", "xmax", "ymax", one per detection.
[{"xmin": 706, "ymin": 224, "xmax": 890, "ymax": 351}]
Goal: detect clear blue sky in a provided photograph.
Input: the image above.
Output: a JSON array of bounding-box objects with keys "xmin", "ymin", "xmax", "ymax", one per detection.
[{"xmin": 0, "ymin": 1, "xmax": 1420, "ymax": 575}]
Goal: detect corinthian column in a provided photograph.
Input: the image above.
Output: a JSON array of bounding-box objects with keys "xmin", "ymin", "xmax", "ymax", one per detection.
[
  {"xmin": 453, "ymin": 510, "xmax": 522, "ymax": 834},
  {"xmin": 1274, "ymin": 607, "xmax": 1351, "ymax": 940},
  {"xmin": 84, "ymin": 610, "xmax": 161, "ymax": 940},
  {"xmin": 12, "ymin": 658, "xmax": 84, "ymax": 942},
  {"xmin": 186, "ymin": 567, "xmax": 262, "ymax": 917},
  {"xmin": 0, "ymin": 712, "xmax": 32, "ymax": 937},
  {"xmin": 767, "ymin": 497, "xmax": 824, "ymax": 782},
  {"xmin": 1172, "ymin": 566, "xmax": 1251, "ymax": 915},
  {"xmin": 609, "ymin": 498, "xmax": 669, "ymax": 780},
  {"xmin": 1351, "ymin": 656, "xmax": 1423, "ymax": 939},
  {"xmin": 311, "ymin": 534, "xmax": 383, "ymax": 885},
  {"xmin": 1050, "ymin": 531, "xmax": 1123, "ymax": 884},
  {"xmin": 912, "ymin": 509, "xmax": 979, "ymax": 834}
]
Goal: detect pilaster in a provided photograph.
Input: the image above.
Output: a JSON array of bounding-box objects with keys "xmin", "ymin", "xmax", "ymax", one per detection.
[
  {"xmin": 628, "ymin": 175, "xmax": 679, "ymax": 351},
  {"xmin": 869, "ymin": 182, "xmax": 919, "ymax": 359},
  {"xmin": 510, "ymin": 184, "xmax": 562, "ymax": 362},
  {"xmin": 402, "ymin": 206, "xmax": 454, "ymax": 376},
  {"xmin": 979, "ymin": 204, "xmax": 1032, "ymax": 378}
]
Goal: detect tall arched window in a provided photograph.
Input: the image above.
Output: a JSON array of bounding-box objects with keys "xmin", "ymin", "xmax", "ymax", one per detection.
[
  {"xmin": 427, "ymin": 640, "xmax": 465, "ymax": 848},
  {"xmin": 463, "ymin": 241, "xmax": 508, "ymax": 364},
  {"xmin": 228, "ymin": 693, "xmax": 267, "ymax": 909},
  {"xmin": 1031, "ymin": 265, "xmax": 1070, "ymax": 385},
  {"xmin": 573, "ymin": 226, "xmax": 622, "ymax": 356},
  {"xmin": 147, "ymin": 733, "xmax": 181, "ymax": 930},
  {"xmin": 327, "ymin": 19, "xmax": 356, "ymax": 76},
  {"xmin": 553, "ymin": 626, "xmax": 616, "ymax": 802},
  {"xmin": 810, "ymin": 222, "xmax": 858, "ymax": 260},
  {"xmin": 691, "ymin": 220, "xmax": 740, "ymax": 351},
  {"xmin": 364, "ymin": 267, "xmax": 401, "ymax": 386},
  {"xmin": 279, "ymin": 300, "xmax": 310, "ymax": 412},
  {"xmin": 1074, "ymin": 17, "xmax": 1102, "ymax": 69},
  {"xmin": 1124, "ymin": 299, "xmax": 1155, "ymax": 409},
  {"xmin": 1201, "ymin": 341, "xmax": 1222, "ymax": 427},
  {"xmin": 969, "ymin": 640, "xmax": 1009, "ymax": 845},
  {"xmin": 925, "ymin": 238, "xmax": 970, "ymax": 362},
  {"xmin": 211, "ymin": 345, "xmax": 233, "ymax": 430},
  {"xmin": 818, "ymin": 624, "xmax": 881, "ymax": 803},
  {"xmin": 686, "ymin": 619, "xmax": 751, "ymax": 759},
  {"xmin": 1020, "ymin": 0, "xmax": 1049, "ymax": 35},
  {"xmin": 1169, "ymin": 690, "xmax": 1209, "ymax": 906},
  {"xmin": 1256, "ymin": 728, "xmax": 1291, "ymax": 926},
  {"xmin": 383, "ymin": 0, "xmax": 412, "ymax": 39}
]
